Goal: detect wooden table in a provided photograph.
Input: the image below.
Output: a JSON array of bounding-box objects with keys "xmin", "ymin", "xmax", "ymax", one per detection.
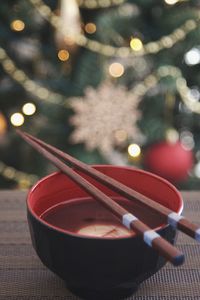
[{"xmin": 0, "ymin": 190, "xmax": 200, "ymax": 300}]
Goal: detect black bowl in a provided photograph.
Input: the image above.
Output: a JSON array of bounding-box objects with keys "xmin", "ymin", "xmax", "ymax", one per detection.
[{"xmin": 27, "ymin": 165, "xmax": 183, "ymax": 300}]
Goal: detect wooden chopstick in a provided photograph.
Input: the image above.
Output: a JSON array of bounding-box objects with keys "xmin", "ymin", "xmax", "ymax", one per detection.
[
  {"xmin": 17, "ymin": 129, "xmax": 184, "ymax": 266},
  {"xmin": 22, "ymin": 130, "xmax": 200, "ymax": 243}
]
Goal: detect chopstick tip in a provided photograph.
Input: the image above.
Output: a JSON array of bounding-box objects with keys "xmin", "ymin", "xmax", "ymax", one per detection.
[
  {"xmin": 173, "ymin": 253, "xmax": 185, "ymax": 267},
  {"xmin": 195, "ymin": 228, "xmax": 200, "ymax": 242}
]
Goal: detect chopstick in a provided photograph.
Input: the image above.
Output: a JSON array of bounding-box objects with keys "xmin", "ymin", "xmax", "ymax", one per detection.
[
  {"xmin": 17, "ymin": 129, "xmax": 184, "ymax": 266},
  {"xmin": 22, "ymin": 130, "xmax": 200, "ymax": 243}
]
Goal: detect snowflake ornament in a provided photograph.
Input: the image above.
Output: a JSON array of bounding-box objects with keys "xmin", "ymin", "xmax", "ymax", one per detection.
[{"xmin": 70, "ymin": 82, "xmax": 142, "ymax": 153}]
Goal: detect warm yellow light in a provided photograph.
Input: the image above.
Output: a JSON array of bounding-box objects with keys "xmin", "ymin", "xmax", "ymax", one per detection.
[
  {"xmin": 109, "ymin": 62, "xmax": 124, "ymax": 78},
  {"xmin": 0, "ymin": 113, "xmax": 7, "ymax": 135},
  {"xmin": 85, "ymin": 23, "xmax": 96, "ymax": 34},
  {"xmin": 58, "ymin": 49, "xmax": 70, "ymax": 61},
  {"xmin": 128, "ymin": 143, "xmax": 141, "ymax": 157},
  {"xmin": 10, "ymin": 113, "xmax": 24, "ymax": 127},
  {"xmin": 10, "ymin": 20, "xmax": 25, "ymax": 32},
  {"xmin": 22, "ymin": 103, "xmax": 36, "ymax": 116},
  {"xmin": 164, "ymin": 0, "xmax": 179, "ymax": 4},
  {"xmin": 130, "ymin": 38, "xmax": 143, "ymax": 51}
]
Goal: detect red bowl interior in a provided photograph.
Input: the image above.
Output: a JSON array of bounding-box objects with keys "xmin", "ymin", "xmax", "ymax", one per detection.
[{"xmin": 27, "ymin": 165, "xmax": 183, "ymax": 238}]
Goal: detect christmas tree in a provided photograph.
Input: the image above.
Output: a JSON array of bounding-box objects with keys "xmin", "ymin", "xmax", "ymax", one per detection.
[{"xmin": 0, "ymin": 0, "xmax": 200, "ymax": 189}]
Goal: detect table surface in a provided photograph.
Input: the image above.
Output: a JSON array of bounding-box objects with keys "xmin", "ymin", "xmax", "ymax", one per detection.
[{"xmin": 0, "ymin": 190, "xmax": 200, "ymax": 300}]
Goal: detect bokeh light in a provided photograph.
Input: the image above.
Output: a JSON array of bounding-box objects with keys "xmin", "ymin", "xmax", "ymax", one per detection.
[
  {"xmin": 10, "ymin": 20, "xmax": 25, "ymax": 31},
  {"xmin": 22, "ymin": 103, "xmax": 36, "ymax": 116},
  {"xmin": 10, "ymin": 113, "xmax": 24, "ymax": 127},
  {"xmin": 130, "ymin": 38, "xmax": 143, "ymax": 51},
  {"xmin": 58, "ymin": 49, "xmax": 70, "ymax": 61},
  {"xmin": 184, "ymin": 48, "xmax": 200, "ymax": 66},
  {"xmin": 85, "ymin": 23, "xmax": 96, "ymax": 34},
  {"xmin": 109, "ymin": 62, "xmax": 124, "ymax": 78},
  {"xmin": 128, "ymin": 143, "xmax": 141, "ymax": 157}
]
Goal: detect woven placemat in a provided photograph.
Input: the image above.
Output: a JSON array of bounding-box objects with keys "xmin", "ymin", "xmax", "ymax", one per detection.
[{"xmin": 0, "ymin": 190, "xmax": 200, "ymax": 300}]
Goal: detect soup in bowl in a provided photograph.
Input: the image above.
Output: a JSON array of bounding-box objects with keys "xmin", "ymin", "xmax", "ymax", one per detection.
[{"xmin": 27, "ymin": 165, "xmax": 183, "ymax": 300}]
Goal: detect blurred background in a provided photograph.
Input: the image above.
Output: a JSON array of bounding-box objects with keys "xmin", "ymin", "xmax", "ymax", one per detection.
[{"xmin": 0, "ymin": 0, "xmax": 200, "ymax": 190}]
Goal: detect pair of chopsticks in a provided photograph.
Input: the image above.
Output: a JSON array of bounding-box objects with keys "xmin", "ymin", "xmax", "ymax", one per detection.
[{"xmin": 17, "ymin": 130, "xmax": 199, "ymax": 266}]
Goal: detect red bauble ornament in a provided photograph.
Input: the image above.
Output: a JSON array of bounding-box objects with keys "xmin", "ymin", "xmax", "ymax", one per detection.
[{"xmin": 144, "ymin": 141, "xmax": 193, "ymax": 182}]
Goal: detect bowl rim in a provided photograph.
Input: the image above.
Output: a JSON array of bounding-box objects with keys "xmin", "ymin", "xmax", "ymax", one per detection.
[{"xmin": 27, "ymin": 165, "xmax": 184, "ymax": 240}]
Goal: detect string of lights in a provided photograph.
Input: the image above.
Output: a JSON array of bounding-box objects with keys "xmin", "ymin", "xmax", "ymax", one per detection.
[
  {"xmin": 0, "ymin": 44, "xmax": 159, "ymax": 109},
  {"xmin": 0, "ymin": 47, "xmax": 70, "ymax": 107},
  {"xmin": 29, "ymin": 0, "xmax": 199, "ymax": 58},
  {"xmin": 132, "ymin": 65, "xmax": 200, "ymax": 117},
  {"xmin": 1, "ymin": 44, "xmax": 200, "ymax": 115},
  {"xmin": 176, "ymin": 77, "xmax": 200, "ymax": 114},
  {"xmin": 156, "ymin": 65, "xmax": 200, "ymax": 115},
  {"xmin": 77, "ymin": 0, "xmax": 126, "ymax": 9},
  {"xmin": 0, "ymin": 160, "xmax": 39, "ymax": 189}
]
